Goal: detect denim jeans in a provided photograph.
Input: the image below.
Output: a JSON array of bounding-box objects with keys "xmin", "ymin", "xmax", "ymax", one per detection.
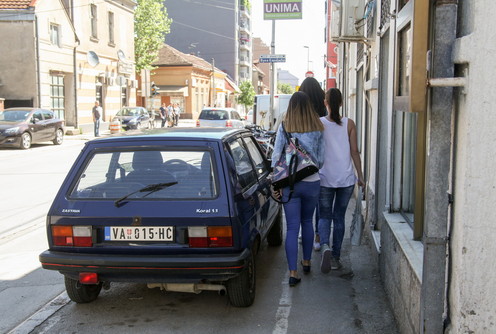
[
  {"xmin": 318, "ymin": 185, "xmax": 354, "ymax": 259},
  {"xmin": 94, "ymin": 119, "xmax": 100, "ymax": 137},
  {"xmin": 281, "ymin": 180, "xmax": 320, "ymax": 271}
]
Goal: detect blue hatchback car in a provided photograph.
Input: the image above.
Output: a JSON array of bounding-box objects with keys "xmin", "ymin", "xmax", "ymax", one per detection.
[{"xmin": 39, "ymin": 128, "xmax": 282, "ymax": 307}]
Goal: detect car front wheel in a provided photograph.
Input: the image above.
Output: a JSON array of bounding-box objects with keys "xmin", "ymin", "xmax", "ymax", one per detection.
[
  {"xmin": 53, "ymin": 129, "xmax": 63, "ymax": 145},
  {"xmin": 64, "ymin": 276, "xmax": 102, "ymax": 303},
  {"xmin": 20, "ymin": 132, "xmax": 31, "ymax": 149},
  {"xmin": 227, "ymin": 254, "xmax": 256, "ymax": 307}
]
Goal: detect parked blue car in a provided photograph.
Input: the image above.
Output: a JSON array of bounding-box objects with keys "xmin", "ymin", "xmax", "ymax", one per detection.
[{"xmin": 39, "ymin": 127, "xmax": 282, "ymax": 307}]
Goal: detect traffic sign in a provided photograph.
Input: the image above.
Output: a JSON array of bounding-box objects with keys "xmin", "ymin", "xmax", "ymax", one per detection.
[{"xmin": 259, "ymin": 54, "xmax": 286, "ymax": 63}]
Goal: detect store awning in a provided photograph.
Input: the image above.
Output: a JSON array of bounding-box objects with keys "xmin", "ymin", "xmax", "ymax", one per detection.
[{"xmin": 156, "ymin": 85, "xmax": 189, "ymax": 97}]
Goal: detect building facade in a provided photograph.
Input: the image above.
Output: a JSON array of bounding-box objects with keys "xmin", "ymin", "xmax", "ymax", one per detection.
[
  {"xmin": 0, "ymin": 0, "xmax": 136, "ymax": 133},
  {"xmin": 164, "ymin": 0, "xmax": 252, "ymax": 85},
  {"xmin": 329, "ymin": 0, "xmax": 496, "ymax": 333}
]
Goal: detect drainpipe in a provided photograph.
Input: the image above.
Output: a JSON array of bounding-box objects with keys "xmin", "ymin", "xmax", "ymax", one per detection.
[
  {"xmin": 420, "ymin": 0, "xmax": 458, "ymax": 333},
  {"xmin": 34, "ymin": 14, "xmax": 41, "ymax": 107}
]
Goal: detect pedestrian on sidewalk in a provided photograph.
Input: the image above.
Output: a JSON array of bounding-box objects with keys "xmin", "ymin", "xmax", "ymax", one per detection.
[
  {"xmin": 92, "ymin": 101, "xmax": 102, "ymax": 137},
  {"xmin": 160, "ymin": 103, "xmax": 167, "ymax": 128},
  {"xmin": 271, "ymin": 91, "xmax": 325, "ymax": 287},
  {"xmin": 318, "ymin": 88, "xmax": 365, "ymax": 273},
  {"xmin": 298, "ymin": 77, "xmax": 328, "ymax": 252}
]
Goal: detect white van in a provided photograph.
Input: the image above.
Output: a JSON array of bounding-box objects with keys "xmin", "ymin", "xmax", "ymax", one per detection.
[{"xmin": 253, "ymin": 94, "xmax": 291, "ymax": 130}]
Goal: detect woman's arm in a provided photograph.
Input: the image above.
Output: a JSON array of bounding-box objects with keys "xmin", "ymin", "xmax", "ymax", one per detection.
[
  {"xmin": 348, "ymin": 119, "xmax": 365, "ymax": 187},
  {"xmin": 270, "ymin": 126, "xmax": 285, "ymax": 167}
]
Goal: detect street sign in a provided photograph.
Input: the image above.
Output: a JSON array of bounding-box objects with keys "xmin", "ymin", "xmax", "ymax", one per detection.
[
  {"xmin": 264, "ymin": 0, "xmax": 302, "ymax": 20},
  {"xmin": 259, "ymin": 54, "xmax": 286, "ymax": 63}
]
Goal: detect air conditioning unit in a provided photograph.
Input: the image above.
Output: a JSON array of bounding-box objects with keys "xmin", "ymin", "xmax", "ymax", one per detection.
[
  {"xmin": 107, "ymin": 77, "xmax": 115, "ymax": 86},
  {"xmin": 330, "ymin": 0, "xmax": 366, "ymax": 42}
]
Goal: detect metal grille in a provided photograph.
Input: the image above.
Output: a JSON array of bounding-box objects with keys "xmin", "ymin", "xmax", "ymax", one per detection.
[
  {"xmin": 380, "ymin": 0, "xmax": 391, "ymax": 29},
  {"xmin": 357, "ymin": 43, "xmax": 364, "ymax": 62},
  {"xmin": 367, "ymin": 1, "xmax": 376, "ymax": 38}
]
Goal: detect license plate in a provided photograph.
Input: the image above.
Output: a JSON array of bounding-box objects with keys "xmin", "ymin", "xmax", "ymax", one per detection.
[{"xmin": 104, "ymin": 226, "xmax": 174, "ymax": 241}]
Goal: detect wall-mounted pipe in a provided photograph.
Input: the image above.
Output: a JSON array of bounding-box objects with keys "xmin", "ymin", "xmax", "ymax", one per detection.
[{"xmin": 428, "ymin": 77, "xmax": 466, "ymax": 87}]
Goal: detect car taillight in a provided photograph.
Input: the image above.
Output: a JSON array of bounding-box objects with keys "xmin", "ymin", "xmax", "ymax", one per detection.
[
  {"xmin": 188, "ymin": 226, "xmax": 233, "ymax": 247},
  {"xmin": 52, "ymin": 225, "xmax": 92, "ymax": 247},
  {"xmin": 196, "ymin": 119, "xmax": 200, "ymax": 127},
  {"xmin": 226, "ymin": 120, "xmax": 233, "ymax": 127}
]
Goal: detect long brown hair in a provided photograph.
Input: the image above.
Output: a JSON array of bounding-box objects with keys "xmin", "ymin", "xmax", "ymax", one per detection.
[
  {"xmin": 325, "ymin": 88, "xmax": 343, "ymax": 125},
  {"xmin": 284, "ymin": 91, "xmax": 324, "ymax": 133}
]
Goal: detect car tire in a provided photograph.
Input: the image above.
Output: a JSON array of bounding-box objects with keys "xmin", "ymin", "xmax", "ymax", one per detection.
[
  {"xmin": 267, "ymin": 207, "xmax": 283, "ymax": 246},
  {"xmin": 53, "ymin": 128, "xmax": 64, "ymax": 145},
  {"xmin": 64, "ymin": 276, "xmax": 102, "ymax": 303},
  {"xmin": 20, "ymin": 132, "xmax": 31, "ymax": 149},
  {"xmin": 227, "ymin": 254, "xmax": 256, "ymax": 307}
]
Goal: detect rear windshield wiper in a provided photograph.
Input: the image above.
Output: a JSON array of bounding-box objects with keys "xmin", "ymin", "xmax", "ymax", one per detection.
[{"xmin": 114, "ymin": 182, "xmax": 178, "ymax": 207}]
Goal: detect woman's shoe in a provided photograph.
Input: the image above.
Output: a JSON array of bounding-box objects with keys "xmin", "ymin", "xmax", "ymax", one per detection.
[
  {"xmin": 289, "ymin": 276, "xmax": 301, "ymax": 287},
  {"xmin": 301, "ymin": 260, "xmax": 311, "ymax": 274}
]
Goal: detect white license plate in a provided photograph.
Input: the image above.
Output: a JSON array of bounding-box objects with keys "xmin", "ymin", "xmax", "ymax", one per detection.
[{"xmin": 104, "ymin": 226, "xmax": 173, "ymax": 241}]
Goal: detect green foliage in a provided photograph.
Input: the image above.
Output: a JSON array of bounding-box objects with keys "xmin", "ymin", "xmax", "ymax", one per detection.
[
  {"xmin": 241, "ymin": 0, "xmax": 251, "ymax": 11},
  {"xmin": 278, "ymin": 82, "xmax": 294, "ymax": 94},
  {"xmin": 134, "ymin": 0, "xmax": 172, "ymax": 71},
  {"xmin": 237, "ymin": 81, "xmax": 256, "ymax": 113}
]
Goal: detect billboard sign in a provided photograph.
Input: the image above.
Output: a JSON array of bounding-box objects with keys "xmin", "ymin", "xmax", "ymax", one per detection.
[{"xmin": 264, "ymin": 0, "xmax": 302, "ymax": 20}]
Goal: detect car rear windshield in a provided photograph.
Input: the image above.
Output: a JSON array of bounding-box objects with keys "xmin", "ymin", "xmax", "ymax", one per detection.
[
  {"xmin": 117, "ymin": 108, "xmax": 140, "ymax": 116},
  {"xmin": 69, "ymin": 149, "xmax": 217, "ymax": 200},
  {"xmin": 199, "ymin": 109, "xmax": 229, "ymax": 120}
]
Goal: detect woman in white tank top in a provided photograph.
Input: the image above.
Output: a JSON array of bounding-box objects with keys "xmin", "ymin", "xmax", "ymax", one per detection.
[{"xmin": 318, "ymin": 88, "xmax": 364, "ymax": 273}]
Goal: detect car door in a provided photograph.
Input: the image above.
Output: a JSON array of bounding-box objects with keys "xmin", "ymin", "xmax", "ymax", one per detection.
[
  {"xmin": 41, "ymin": 110, "xmax": 58, "ymax": 140},
  {"xmin": 30, "ymin": 111, "xmax": 46, "ymax": 142},
  {"xmin": 140, "ymin": 108, "xmax": 149, "ymax": 124},
  {"xmin": 230, "ymin": 111, "xmax": 244, "ymax": 128}
]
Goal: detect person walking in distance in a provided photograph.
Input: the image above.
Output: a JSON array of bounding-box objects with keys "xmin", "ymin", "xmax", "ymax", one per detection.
[
  {"xmin": 92, "ymin": 101, "xmax": 102, "ymax": 137},
  {"xmin": 173, "ymin": 103, "xmax": 180, "ymax": 126},
  {"xmin": 298, "ymin": 77, "xmax": 327, "ymax": 252},
  {"xmin": 160, "ymin": 103, "xmax": 167, "ymax": 128},
  {"xmin": 271, "ymin": 91, "xmax": 325, "ymax": 287},
  {"xmin": 319, "ymin": 88, "xmax": 365, "ymax": 273}
]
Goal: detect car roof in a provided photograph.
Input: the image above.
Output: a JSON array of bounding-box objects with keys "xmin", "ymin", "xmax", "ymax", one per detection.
[
  {"xmin": 3, "ymin": 108, "xmax": 47, "ymax": 112},
  {"xmin": 201, "ymin": 107, "xmax": 235, "ymax": 112},
  {"xmin": 89, "ymin": 127, "xmax": 250, "ymax": 143}
]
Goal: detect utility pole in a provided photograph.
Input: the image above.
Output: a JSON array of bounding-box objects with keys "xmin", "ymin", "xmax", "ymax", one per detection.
[{"xmin": 269, "ymin": 20, "xmax": 276, "ymax": 130}]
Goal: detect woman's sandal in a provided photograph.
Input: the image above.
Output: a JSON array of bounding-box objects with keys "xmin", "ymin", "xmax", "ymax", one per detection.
[
  {"xmin": 301, "ymin": 260, "xmax": 311, "ymax": 274},
  {"xmin": 289, "ymin": 276, "xmax": 301, "ymax": 287}
]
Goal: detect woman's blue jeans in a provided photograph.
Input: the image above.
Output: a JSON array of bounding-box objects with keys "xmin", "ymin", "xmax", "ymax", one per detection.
[
  {"xmin": 318, "ymin": 185, "xmax": 354, "ymax": 259},
  {"xmin": 281, "ymin": 180, "xmax": 320, "ymax": 271}
]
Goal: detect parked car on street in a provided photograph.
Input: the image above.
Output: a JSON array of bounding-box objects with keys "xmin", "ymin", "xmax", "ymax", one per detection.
[
  {"xmin": 196, "ymin": 107, "xmax": 246, "ymax": 128},
  {"xmin": 39, "ymin": 127, "xmax": 283, "ymax": 307},
  {"xmin": 112, "ymin": 106, "xmax": 150, "ymax": 130},
  {"xmin": 0, "ymin": 108, "xmax": 64, "ymax": 149}
]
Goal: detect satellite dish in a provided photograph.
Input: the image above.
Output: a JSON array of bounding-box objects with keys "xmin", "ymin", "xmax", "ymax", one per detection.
[
  {"xmin": 117, "ymin": 49, "xmax": 126, "ymax": 61},
  {"xmin": 87, "ymin": 51, "xmax": 100, "ymax": 67}
]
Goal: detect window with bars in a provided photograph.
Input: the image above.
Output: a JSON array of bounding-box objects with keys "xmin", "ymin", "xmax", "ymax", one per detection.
[{"xmin": 50, "ymin": 75, "xmax": 65, "ymax": 120}]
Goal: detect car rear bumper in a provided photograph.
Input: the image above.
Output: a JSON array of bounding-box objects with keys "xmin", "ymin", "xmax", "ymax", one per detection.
[{"xmin": 39, "ymin": 248, "xmax": 251, "ymax": 283}]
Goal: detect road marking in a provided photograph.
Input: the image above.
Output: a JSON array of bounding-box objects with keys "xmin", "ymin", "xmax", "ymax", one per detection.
[
  {"xmin": 8, "ymin": 292, "xmax": 70, "ymax": 334},
  {"xmin": 272, "ymin": 273, "xmax": 292, "ymax": 334}
]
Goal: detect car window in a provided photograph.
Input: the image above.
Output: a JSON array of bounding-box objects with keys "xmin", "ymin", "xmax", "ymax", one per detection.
[
  {"xmin": 228, "ymin": 139, "xmax": 257, "ymax": 189},
  {"xmin": 232, "ymin": 111, "xmax": 242, "ymax": 120},
  {"xmin": 242, "ymin": 136, "xmax": 269, "ymax": 178},
  {"xmin": 69, "ymin": 149, "xmax": 217, "ymax": 200},
  {"xmin": 33, "ymin": 111, "xmax": 43, "ymax": 122},
  {"xmin": 200, "ymin": 109, "xmax": 228, "ymax": 120},
  {"xmin": 42, "ymin": 110, "xmax": 54, "ymax": 120}
]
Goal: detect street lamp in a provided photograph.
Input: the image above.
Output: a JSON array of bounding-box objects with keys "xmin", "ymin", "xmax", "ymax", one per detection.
[{"xmin": 303, "ymin": 46, "xmax": 310, "ymax": 72}]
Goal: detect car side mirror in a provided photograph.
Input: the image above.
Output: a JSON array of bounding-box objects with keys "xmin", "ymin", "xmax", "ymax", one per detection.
[{"xmin": 32, "ymin": 118, "xmax": 37, "ymax": 124}]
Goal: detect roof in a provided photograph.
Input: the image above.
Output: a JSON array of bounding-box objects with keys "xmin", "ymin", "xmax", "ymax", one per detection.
[
  {"xmin": 0, "ymin": 0, "xmax": 37, "ymax": 9},
  {"xmin": 153, "ymin": 43, "xmax": 223, "ymax": 74},
  {"xmin": 91, "ymin": 127, "xmax": 249, "ymax": 143}
]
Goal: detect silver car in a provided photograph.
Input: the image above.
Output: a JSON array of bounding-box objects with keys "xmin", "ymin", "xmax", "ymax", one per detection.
[{"xmin": 196, "ymin": 108, "xmax": 246, "ymax": 128}]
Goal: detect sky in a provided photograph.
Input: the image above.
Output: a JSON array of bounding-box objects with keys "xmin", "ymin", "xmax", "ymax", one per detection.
[{"xmin": 250, "ymin": 0, "xmax": 327, "ymax": 85}]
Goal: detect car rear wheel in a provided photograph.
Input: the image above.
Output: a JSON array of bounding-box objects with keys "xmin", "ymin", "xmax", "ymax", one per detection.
[
  {"xmin": 227, "ymin": 254, "xmax": 256, "ymax": 307},
  {"xmin": 20, "ymin": 132, "xmax": 31, "ymax": 149},
  {"xmin": 267, "ymin": 207, "xmax": 283, "ymax": 246},
  {"xmin": 53, "ymin": 129, "xmax": 63, "ymax": 145},
  {"xmin": 64, "ymin": 276, "xmax": 102, "ymax": 303}
]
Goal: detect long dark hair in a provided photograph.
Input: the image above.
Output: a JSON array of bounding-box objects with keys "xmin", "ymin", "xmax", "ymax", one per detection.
[
  {"xmin": 325, "ymin": 88, "xmax": 342, "ymax": 125},
  {"xmin": 299, "ymin": 77, "xmax": 326, "ymax": 117},
  {"xmin": 284, "ymin": 91, "xmax": 324, "ymax": 133}
]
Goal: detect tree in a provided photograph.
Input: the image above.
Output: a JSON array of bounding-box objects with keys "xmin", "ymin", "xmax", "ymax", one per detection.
[
  {"xmin": 237, "ymin": 81, "xmax": 256, "ymax": 115},
  {"xmin": 134, "ymin": 0, "xmax": 172, "ymax": 71},
  {"xmin": 278, "ymin": 82, "xmax": 294, "ymax": 94}
]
